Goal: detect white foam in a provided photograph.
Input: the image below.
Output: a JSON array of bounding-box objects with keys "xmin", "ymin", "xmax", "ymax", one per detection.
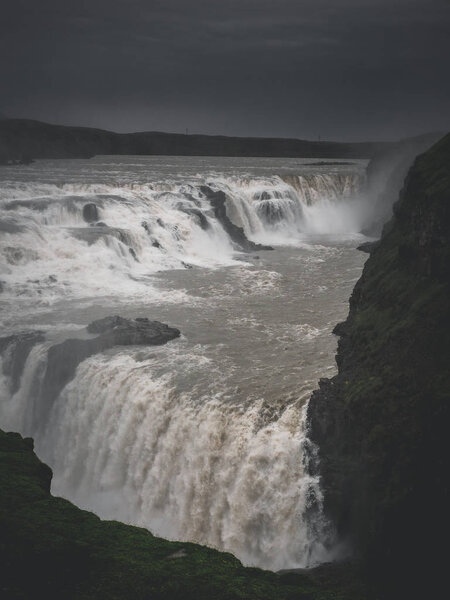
[
  {"xmin": 0, "ymin": 172, "xmax": 366, "ymax": 305},
  {"xmin": 30, "ymin": 352, "xmax": 334, "ymax": 570},
  {"xmin": 0, "ymin": 164, "xmax": 367, "ymax": 571}
]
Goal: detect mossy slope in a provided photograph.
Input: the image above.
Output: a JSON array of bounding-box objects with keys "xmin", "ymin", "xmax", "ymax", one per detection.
[{"xmin": 0, "ymin": 430, "xmax": 368, "ymax": 600}]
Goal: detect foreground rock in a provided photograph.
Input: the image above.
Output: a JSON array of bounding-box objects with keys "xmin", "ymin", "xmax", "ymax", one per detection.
[
  {"xmin": 40, "ymin": 317, "xmax": 180, "ymax": 420},
  {"xmin": 307, "ymin": 134, "xmax": 450, "ymax": 598}
]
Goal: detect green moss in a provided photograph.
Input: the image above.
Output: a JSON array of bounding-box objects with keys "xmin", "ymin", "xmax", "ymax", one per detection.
[{"xmin": 0, "ymin": 430, "xmax": 371, "ymax": 600}]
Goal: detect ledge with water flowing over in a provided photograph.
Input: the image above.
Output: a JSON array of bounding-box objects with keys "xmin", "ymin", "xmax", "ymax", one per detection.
[{"xmin": 0, "ymin": 155, "xmax": 372, "ymax": 573}]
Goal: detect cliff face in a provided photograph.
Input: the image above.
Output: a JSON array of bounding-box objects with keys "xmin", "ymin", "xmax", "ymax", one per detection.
[
  {"xmin": 363, "ymin": 133, "xmax": 442, "ymax": 235},
  {"xmin": 307, "ymin": 134, "xmax": 450, "ymax": 596}
]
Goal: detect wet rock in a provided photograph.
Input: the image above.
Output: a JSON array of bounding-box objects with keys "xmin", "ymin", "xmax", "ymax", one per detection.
[
  {"xmin": 255, "ymin": 200, "xmax": 286, "ymax": 224},
  {"xmin": 180, "ymin": 207, "xmax": 210, "ymax": 231},
  {"xmin": 82, "ymin": 203, "xmax": 99, "ymax": 223},
  {"xmin": 128, "ymin": 247, "xmax": 138, "ymax": 261},
  {"xmin": 40, "ymin": 317, "xmax": 180, "ymax": 417},
  {"xmin": 257, "ymin": 191, "xmax": 271, "ymax": 201},
  {"xmin": 0, "ymin": 331, "xmax": 45, "ymax": 394},
  {"xmin": 357, "ymin": 241, "xmax": 379, "ymax": 253},
  {"xmin": 85, "ymin": 316, "xmax": 180, "ymax": 345},
  {"xmin": 3, "ymin": 246, "xmax": 39, "ymax": 265},
  {"xmin": 200, "ymin": 186, "xmax": 273, "ymax": 252},
  {"xmin": 5, "ymin": 196, "xmax": 80, "ymax": 214},
  {"xmin": 0, "ymin": 219, "xmax": 25, "ymax": 234},
  {"xmin": 332, "ymin": 321, "xmax": 348, "ymax": 337},
  {"xmin": 142, "ymin": 221, "xmax": 163, "ymax": 248},
  {"xmin": 68, "ymin": 226, "xmax": 130, "ymax": 246}
]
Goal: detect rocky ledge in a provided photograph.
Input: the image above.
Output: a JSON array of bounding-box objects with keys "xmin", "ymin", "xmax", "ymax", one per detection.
[
  {"xmin": 0, "ymin": 317, "xmax": 181, "ymax": 429},
  {"xmin": 41, "ymin": 316, "xmax": 180, "ymax": 414}
]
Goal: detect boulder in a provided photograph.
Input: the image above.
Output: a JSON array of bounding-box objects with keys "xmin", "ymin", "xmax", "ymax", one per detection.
[{"xmin": 82, "ymin": 203, "xmax": 99, "ymax": 223}]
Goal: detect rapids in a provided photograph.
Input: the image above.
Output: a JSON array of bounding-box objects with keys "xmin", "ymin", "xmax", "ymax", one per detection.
[{"xmin": 0, "ymin": 155, "xmax": 369, "ymax": 570}]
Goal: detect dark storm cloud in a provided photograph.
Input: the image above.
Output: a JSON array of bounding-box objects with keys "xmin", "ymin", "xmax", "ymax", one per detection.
[{"xmin": 1, "ymin": 0, "xmax": 449, "ymax": 140}]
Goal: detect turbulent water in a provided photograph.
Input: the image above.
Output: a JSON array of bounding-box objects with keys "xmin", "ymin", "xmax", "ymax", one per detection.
[{"xmin": 0, "ymin": 155, "xmax": 369, "ymax": 570}]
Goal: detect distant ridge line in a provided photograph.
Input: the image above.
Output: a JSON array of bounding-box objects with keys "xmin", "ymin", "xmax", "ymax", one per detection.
[{"xmin": 0, "ymin": 118, "xmax": 441, "ymax": 162}]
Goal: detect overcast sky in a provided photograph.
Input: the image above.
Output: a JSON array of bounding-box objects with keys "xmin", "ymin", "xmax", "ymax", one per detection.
[{"xmin": 1, "ymin": 0, "xmax": 449, "ymax": 140}]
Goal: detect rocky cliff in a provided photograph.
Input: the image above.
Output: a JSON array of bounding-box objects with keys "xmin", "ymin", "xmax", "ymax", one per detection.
[
  {"xmin": 307, "ymin": 134, "xmax": 450, "ymax": 597},
  {"xmin": 363, "ymin": 133, "xmax": 442, "ymax": 235}
]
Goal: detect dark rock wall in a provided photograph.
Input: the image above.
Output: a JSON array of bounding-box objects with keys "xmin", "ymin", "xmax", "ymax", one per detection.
[
  {"xmin": 307, "ymin": 134, "xmax": 450, "ymax": 596},
  {"xmin": 200, "ymin": 186, "xmax": 273, "ymax": 251},
  {"xmin": 363, "ymin": 133, "xmax": 442, "ymax": 236}
]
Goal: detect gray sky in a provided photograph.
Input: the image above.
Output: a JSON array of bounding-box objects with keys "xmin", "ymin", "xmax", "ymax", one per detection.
[{"xmin": 1, "ymin": 0, "xmax": 449, "ymax": 140}]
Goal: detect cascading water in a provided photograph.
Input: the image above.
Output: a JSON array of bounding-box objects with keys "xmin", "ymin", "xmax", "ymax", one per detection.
[{"xmin": 0, "ymin": 155, "xmax": 369, "ymax": 570}]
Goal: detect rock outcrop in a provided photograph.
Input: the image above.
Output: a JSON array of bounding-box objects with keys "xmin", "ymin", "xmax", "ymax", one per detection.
[
  {"xmin": 179, "ymin": 207, "xmax": 211, "ymax": 231},
  {"xmin": 82, "ymin": 202, "xmax": 99, "ymax": 223},
  {"xmin": 363, "ymin": 132, "xmax": 441, "ymax": 236},
  {"xmin": 200, "ymin": 186, "xmax": 273, "ymax": 252},
  {"xmin": 307, "ymin": 134, "xmax": 450, "ymax": 597},
  {"xmin": 40, "ymin": 317, "xmax": 180, "ymax": 417}
]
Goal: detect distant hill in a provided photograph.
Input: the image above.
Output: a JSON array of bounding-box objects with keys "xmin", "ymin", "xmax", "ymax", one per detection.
[{"xmin": 0, "ymin": 118, "xmax": 398, "ymax": 162}]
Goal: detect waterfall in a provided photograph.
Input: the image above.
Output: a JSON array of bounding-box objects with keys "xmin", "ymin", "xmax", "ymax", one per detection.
[
  {"xmin": 0, "ymin": 172, "xmax": 364, "ymax": 304},
  {"xmin": 0, "ymin": 335, "xmax": 335, "ymax": 571},
  {"xmin": 0, "ymin": 163, "xmax": 365, "ymax": 571}
]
